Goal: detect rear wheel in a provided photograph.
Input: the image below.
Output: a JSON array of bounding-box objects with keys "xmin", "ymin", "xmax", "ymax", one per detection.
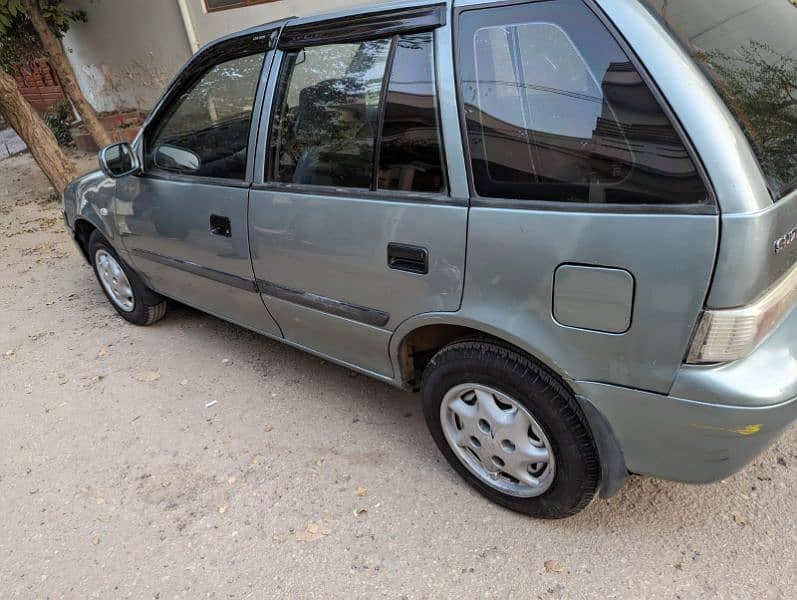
[
  {"xmin": 89, "ymin": 231, "xmax": 167, "ymax": 326},
  {"xmin": 421, "ymin": 340, "xmax": 600, "ymax": 519}
]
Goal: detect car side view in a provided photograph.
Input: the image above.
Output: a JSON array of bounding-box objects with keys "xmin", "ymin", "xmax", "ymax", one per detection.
[{"xmin": 62, "ymin": 0, "xmax": 797, "ymax": 518}]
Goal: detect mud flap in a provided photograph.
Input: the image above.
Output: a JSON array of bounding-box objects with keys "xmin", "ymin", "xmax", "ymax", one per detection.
[{"xmin": 576, "ymin": 395, "xmax": 629, "ymax": 498}]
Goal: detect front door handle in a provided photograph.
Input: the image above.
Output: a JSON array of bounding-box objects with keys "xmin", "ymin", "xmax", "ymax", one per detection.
[
  {"xmin": 388, "ymin": 243, "xmax": 428, "ymax": 274},
  {"xmin": 210, "ymin": 214, "xmax": 231, "ymax": 237}
]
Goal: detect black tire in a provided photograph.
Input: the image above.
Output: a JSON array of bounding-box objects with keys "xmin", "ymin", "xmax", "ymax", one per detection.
[
  {"xmin": 421, "ymin": 339, "xmax": 600, "ymax": 519},
  {"xmin": 88, "ymin": 231, "xmax": 167, "ymax": 326}
]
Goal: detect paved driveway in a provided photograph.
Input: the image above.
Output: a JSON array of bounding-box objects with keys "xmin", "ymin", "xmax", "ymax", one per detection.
[
  {"xmin": 0, "ymin": 127, "xmax": 26, "ymax": 160},
  {"xmin": 1, "ymin": 153, "xmax": 795, "ymax": 599}
]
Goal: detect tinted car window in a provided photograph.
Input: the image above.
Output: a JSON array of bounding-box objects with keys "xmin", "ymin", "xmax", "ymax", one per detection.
[
  {"xmin": 642, "ymin": 0, "xmax": 797, "ymax": 198},
  {"xmin": 146, "ymin": 52, "xmax": 265, "ymax": 180},
  {"xmin": 269, "ymin": 39, "xmax": 392, "ymax": 188},
  {"xmin": 459, "ymin": 0, "xmax": 707, "ymax": 205},
  {"xmin": 378, "ymin": 33, "xmax": 446, "ymax": 193}
]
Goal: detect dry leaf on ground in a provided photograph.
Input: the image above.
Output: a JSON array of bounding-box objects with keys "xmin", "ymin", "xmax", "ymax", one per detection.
[
  {"xmin": 355, "ymin": 486, "xmax": 367, "ymax": 497},
  {"xmin": 134, "ymin": 371, "xmax": 160, "ymax": 382},
  {"xmin": 545, "ymin": 560, "xmax": 565, "ymax": 574},
  {"xmin": 295, "ymin": 521, "xmax": 331, "ymax": 542}
]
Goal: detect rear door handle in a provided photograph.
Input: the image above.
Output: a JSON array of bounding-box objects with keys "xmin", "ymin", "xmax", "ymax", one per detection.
[
  {"xmin": 210, "ymin": 214, "xmax": 231, "ymax": 237},
  {"xmin": 388, "ymin": 243, "xmax": 428, "ymax": 274}
]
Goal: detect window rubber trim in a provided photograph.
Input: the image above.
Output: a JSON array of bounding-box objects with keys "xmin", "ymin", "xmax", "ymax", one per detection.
[
  {"xmin": 136, "ymin": 171, "xmax": 252, "ymax": 189},
  {"xmin": 372, "ymin": 36, "xmax": 400, "ymax": 192},
  {"xmin": 451, "ymin": 0, "xmax": 718, "ymax": 215},
  {"xmin": 250, "ymin": 182, "xmax": 465, "ymax": 206}
]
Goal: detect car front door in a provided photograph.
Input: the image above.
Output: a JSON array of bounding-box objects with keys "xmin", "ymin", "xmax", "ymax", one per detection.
[
  {"xmin": 248, "ymin": 6, "xmax": 468, "ymax": 377},
  {"xmin": 117, "ymin": 30, "xmax": 282, "ymax": 336}
]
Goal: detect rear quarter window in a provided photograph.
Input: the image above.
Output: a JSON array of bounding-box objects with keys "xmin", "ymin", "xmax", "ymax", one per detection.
[{"xmin": 458, "ymin": 0, "xmax": 708, "ymax": 206}]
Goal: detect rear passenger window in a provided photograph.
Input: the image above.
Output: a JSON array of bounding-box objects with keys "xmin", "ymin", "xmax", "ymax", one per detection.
[
  {"xmin": 459, "ymin": 0, "xmax": 707, "ymax": 205},
  {"xmin": 268, "ymin": 33, "xmax": 445, "ymax": 193}
]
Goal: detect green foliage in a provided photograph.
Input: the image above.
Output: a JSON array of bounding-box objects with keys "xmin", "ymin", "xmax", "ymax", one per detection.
[
  {"xmin": 0, "ymin": 1, "xmax": 86, "ymax": 71},
  {"xmin": 0, "ymin": 0, "xmax": 86, "ymax": 35},
  {"xmin": 0, "ymin": 10, "xmax": 36, "ymax": 72},
  {"xmin": 43, "ymin": 101, "xmax": 72, "ymax": 145},
  {"xmin": 705, "ymin": 41, "xmax": 797, "ymax": 187}
]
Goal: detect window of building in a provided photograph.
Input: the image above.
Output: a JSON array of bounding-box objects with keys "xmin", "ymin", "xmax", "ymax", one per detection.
[
  {"xmin": 459, "ymin": 0, "xmax": 707, "ymax": 205},
  {"xmin": 205, "ymin": 0, "xmax": 277, "ymax": 13}
]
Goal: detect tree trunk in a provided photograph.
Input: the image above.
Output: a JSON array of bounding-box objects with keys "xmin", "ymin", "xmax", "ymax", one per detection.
[
  {"xmin": 0, "ymin": 66, "xmax": 78, "ymax": 193},
  {"xmin": 22, "ymin": 0, "xmax": 113, "ymax": 149}
]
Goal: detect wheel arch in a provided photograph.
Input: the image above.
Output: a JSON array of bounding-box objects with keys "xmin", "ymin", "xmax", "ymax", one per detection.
[
  {"xmin": 73, "ymin": 217, "xmax": 100, "ymax": 264},
  {"xmin": 390, "ymin": 313, "xmax": 571, "ymax": 391},
  {"xmin": 390, "ymin": 313, "xmax": 629, "ymax": 498},
  {"xmin": 73, "ymin": 208, "xmax": 120, "ymax": 265}
]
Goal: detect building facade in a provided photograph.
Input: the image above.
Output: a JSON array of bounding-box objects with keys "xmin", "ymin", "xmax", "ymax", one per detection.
[{"xmin": 61, "ymin": 0, "xmax": 384, "ymax": 113}]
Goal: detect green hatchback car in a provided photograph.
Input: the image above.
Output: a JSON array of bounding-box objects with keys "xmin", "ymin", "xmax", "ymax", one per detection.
[{"xmin": 63, "ymin": 0, "xmax": 797, "ymax": 518}]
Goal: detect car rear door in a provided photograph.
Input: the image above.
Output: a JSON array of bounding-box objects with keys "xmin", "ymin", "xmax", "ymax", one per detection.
[
  {"xmin": 248, "ymin": 4, "xmax": 468, "ymax": 377},
  {"xmin": 118, "ymin": 29, "xmax": 283, "ymax": 337}
]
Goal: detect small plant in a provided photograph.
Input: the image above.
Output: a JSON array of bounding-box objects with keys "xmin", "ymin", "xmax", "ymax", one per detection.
[{"xmin": 44, "ymin": 101, "xmax": 72, "ymax": 146}]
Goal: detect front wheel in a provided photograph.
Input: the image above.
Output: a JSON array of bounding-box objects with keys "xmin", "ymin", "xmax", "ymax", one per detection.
[
  {"xmin": 88, "ymin": 231, "xmax": 167, "ymax": 326},
  {"xmin": 421, "ymin": 340, "xmax": 600, "ymax": 519}
]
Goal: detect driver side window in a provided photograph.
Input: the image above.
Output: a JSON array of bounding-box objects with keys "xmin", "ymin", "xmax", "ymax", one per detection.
[{"xmin": 145, "ymin": 52, "xmax": 265, "ymax": 180}]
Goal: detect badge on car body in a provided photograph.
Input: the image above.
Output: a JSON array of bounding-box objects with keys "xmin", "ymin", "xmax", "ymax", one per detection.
[{"xmin": 774, "ymin": 227, "xmax": 797, "ymax": 254}]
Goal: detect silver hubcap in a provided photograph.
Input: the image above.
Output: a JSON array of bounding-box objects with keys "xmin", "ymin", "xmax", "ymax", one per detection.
[
  {"xmin": 440, "ymin": 383, "xmax": 555, "ymax": 498},
  {"xmin": 95, "ymin": 249, "xmax": 135, "ymax": 312}
]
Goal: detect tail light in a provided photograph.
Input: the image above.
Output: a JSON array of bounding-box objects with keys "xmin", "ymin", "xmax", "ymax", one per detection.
[{"xmin": 687, "ymin": 264, "xmax": 797, "ymax": 364}]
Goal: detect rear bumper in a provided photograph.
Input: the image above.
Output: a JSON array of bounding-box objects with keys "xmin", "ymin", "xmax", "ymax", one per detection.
[
  {"xmin": 579, "ymin": 299, "xmax": 797, "ymax": 483},
  {"xmin": 578, "ymin": 382, "xmax": 797, "ymax": 483}
]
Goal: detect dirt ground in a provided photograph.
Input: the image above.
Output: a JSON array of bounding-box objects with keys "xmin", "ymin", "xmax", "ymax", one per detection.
[{"xmin": 1, "ymin": 151, "xmax": 795, "ymax": 599}]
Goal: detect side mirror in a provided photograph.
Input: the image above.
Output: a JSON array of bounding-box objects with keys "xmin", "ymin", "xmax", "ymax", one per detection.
[
  {"xmin": 153, "ymin": 144, "xmax": 201, "ymax": 174},
  {"xmin": 99, "ymin": 142, "xmax": 140, "ymax": 178}
]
